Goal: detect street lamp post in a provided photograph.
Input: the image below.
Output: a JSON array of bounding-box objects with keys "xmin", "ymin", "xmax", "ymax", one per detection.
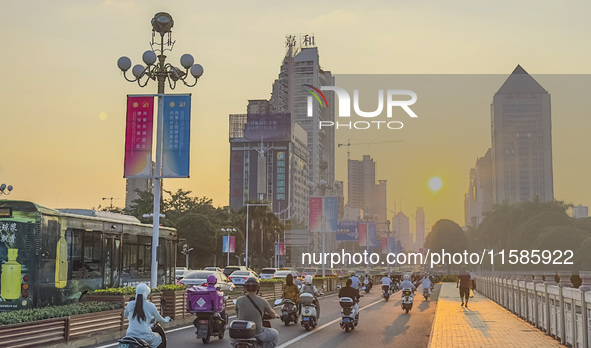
[
  {"xmin": 245, "ymin": 203, "xmax": 270, "ymax": 269},
  {"xmin": 0, "ymin": 184, "xmax": 13, "ymax": 195},
  {"xmin": 117, "ymin": 12, "xmax": 204, "ymax": 287},
  {"xmin": 181, "ymin": 247, "xmax": 193, "ymax": 269},
  {"xmin": 221, "ymin": 227, "xmax": 237, "ymax": 267}
]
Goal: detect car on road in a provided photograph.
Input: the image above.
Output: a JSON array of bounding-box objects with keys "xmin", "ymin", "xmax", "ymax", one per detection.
[
  {"xmin": 203, "ymin": 266, "xmax": 224, "ymax": 273},
  {"xmin": 302, "ymin": 267, "xmax": 318, "ymax": 277},
  {"xmin": 228, "ymin": 270, "xmax": 259, "ymax": 285},
  {"xmin": 223, "ymin": 265, "xmax": 249, "ymax": 278},
  {"xmin": 175, "ymin": 267, "xmax": 189, "ymax": 283},
  {"xmin": 260, "ymin": 267, "xmax": 278, "ymax": 279},
  {"xmin": 272, "ymin": 270, "xmax": 299, "ymax": 280},
  {"xmin": 179, "ymin": 270, "xmax": 234, "ymax": 291}
]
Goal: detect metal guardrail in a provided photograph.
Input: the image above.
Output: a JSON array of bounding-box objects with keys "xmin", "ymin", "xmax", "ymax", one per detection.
[{"xmin": 477, "ymin": 271, "xmax": 591, "ymax": 348}]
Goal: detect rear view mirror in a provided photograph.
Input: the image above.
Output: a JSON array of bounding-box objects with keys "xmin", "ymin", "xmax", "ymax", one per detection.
[
  {"xmin": 232, "ymin": 300, "xmax": 237, "ymax": 305},
  {"xmin": 337, "ymin": 285, "xmax": 342, "ymax": 289},
  {"xmin": 274, "ymin": 299, "xmax": 283, "ymax": 306}
]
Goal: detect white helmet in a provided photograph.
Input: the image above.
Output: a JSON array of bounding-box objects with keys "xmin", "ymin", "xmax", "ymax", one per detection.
[
  {"xmin": 403, "ymin": 274, "xmax": 411, "ymax": 281},
  {"xmin": 304, "ymin": 275, "xmax": 313, "ymax": 285}
]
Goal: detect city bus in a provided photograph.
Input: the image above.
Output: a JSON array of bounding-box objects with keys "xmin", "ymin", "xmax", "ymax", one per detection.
[{"xmin": 0, "ymin": 200, "xmax": 178, "ymax": 311}]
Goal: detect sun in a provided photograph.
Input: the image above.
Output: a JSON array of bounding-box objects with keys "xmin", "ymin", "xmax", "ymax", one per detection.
[{"xmin": 428, "ymin": 177, "xmax": 443, "ymax": 192}]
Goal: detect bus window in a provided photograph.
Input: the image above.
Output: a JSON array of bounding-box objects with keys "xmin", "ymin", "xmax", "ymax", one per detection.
[
  {"xmin": 68, "ymin": 229, "xmax": 84, "ymax": 280},
  {"xmin": 83, "ymin": 231, "xmax": 102, "ymax": 279}
]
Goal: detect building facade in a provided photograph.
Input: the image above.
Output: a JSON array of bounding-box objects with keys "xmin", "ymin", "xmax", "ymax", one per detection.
[
  {"xmin": 464, "ymin": 148, "xmax": 493, "ymax": 227},
  {"xmin": 491, "ymin": 65, "xmax": 554, "ymax": 205}
]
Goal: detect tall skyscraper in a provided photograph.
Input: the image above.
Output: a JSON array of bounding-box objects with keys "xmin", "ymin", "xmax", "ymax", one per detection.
[
  {"xmin": 491, "ymin": 65, "xmax": 554, "ymax": 205},
  {"xmin": 393, "ymin": 212, "xmax": 410, "ymax": 251},
  {"xmin": 464, "ymin": 149, "xmax": 493, "ymax": 227},
  {"xmin": 415, "ymin": 207, "xmax": 425, "ymax": 252},
  {"xmin": 375, "ymin": 180, "xmax": 388, "ymax": 223},
  {"xmin": 229, "ymin": 111, "xmax": 310, "ymax": 224},
  {"xmin": 347, "ymin": 155, "xmax": 376, "ymax": 215},
  {"xmin": 228, "ymin": 35, "xmax": 337, "ymax": 228},
  {"xmin": 269, "ymin": 35, "xmax": 335, "ymax": 194}
]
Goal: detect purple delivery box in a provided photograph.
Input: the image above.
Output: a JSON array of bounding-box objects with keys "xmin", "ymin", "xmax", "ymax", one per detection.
[{"xmin": 187, "ymin": 286, "xmax": 225, "ymax": 313}]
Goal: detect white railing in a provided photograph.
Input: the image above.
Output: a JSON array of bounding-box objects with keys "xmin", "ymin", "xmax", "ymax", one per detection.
[{"xmin": 477, "ymin": 271, "xmax": 591, "ymax": 348}]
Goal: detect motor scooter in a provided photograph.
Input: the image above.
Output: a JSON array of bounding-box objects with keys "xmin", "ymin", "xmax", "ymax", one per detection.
[
  {"xmin": 401, "ymin": 289, "xmax": 414, "ymax": 314},
  {"xmin": 229, "ymin": 313, "xmax": 273, "ymax": 348},
  {"xmin": 299, "ymin": 292, "xmax": 318, "ymax": 331},
  {"xmin": 275, "ymin": 299, "xmax": 298, "ymax": 326},
  {"xmin": 382, "ymin": 285, "xmax": 390, "ymax": 301}
]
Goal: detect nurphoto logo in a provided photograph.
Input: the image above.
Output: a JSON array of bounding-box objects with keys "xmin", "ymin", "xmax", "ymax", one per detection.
[{"xmin": 305, "ymin": 85, "xmax": 419, "ymax": 130}]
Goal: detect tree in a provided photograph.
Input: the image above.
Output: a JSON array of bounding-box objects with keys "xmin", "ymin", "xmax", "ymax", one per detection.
[{"xmin": 425, "ymin": 219, "xmax": 467, "ymax": 272}]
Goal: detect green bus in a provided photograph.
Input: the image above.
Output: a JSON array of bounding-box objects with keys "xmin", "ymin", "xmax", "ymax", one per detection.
[{"xmin": 0, "ymin": 200, "xmax": 178, "ymax": 311}]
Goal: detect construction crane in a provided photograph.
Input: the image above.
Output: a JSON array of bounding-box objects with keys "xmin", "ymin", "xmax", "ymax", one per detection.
[{"xmin": 337, "ymin": 139, "xmax": 404, "ymax": 160}]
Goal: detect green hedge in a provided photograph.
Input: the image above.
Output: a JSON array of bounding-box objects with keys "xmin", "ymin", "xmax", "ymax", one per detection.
[
  {"xmin": 260, "ymin": 279, "xmax": 284, "ymax": 283},
  {"xmin": 440, "ymin": 275, "xmax": 459, "ymax": 282},
  {"xmin": 0, "ymin": 302, "xmax": 122, "ymax": 325},
  {"xmin": 91, "ymin": 286, "xmax": 161, "ymax": 295},
  {"xmin": 157, "ymin": 284, "xmax": 188, "ymax": 292}
]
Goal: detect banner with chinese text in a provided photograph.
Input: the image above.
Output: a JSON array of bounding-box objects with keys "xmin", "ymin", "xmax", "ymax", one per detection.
[
  {"xmin": 124, "ymin": 96, "xmax": 154, "ymax": 177},
  {"xmin": 162, "ymin": 95, "xmax": 191, "ymax": 178}
]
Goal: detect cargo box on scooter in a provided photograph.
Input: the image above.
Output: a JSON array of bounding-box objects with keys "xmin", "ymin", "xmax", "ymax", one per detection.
[
  {"xmin": 229, "ymin": 320, "xmax": 257, "ymax": 339},
  {"xmin": 339, "ymin": 297, "xmax": 355, "ymax": 308},
  {"xmin": 186, "ymin": 286, "xmax": 225, "ymax": 313},
  {"xmin": 299, "ymin": 292, "xmax": 315, "ymax": 305}
]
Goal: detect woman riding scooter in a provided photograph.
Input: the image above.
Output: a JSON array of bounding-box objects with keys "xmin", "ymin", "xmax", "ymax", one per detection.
[{"xmin": 123, "ymin": 283, "xmax": 171, "ymax": 348}]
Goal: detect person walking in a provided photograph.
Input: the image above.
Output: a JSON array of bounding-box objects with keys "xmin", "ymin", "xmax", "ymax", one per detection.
[{"xmin": 457, "ymin": 269, "xmax": 471, "ymax": 307}]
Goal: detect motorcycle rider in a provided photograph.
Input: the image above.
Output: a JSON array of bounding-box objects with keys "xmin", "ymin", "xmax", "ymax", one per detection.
[
  {"xmin": 380, "ymin": 274, "xmax": 392, "ymax": 295},
  {"xmin": 123, "ymin": 283, "xmax": 171, "ymax": 348},
  {"xmin": 338, "ymin": 278, "xmax": 361, "ymax": 322},
  {"xmin": 234, "ymin": 277, "xmax": 279, "ymax": 348},
  {"xmin": 282, "ymin": 274, "xmax": 300, "ymax": 314},
  {"xmin": 421, "ymin": 275, "xmax": 432, "ymax": 296},
  {"xmin": 301, "ymin": 275, "xmax": 321, "ymax": 319},
  {"xmin": 400, "ymin": 274, "xmax": 416, "ymax": 296},
  {"xmin": 204, "ymin": 274, "xmax": 228, "ymax": 327},
  {"xmin": 349, "ymin": 273, "xmax": 361, "ymax": 290}
]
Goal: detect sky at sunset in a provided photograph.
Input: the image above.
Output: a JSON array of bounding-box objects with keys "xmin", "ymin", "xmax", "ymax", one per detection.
[{"xmin": 2, "ymin": 1, "xmax": 591, "ymax": 234}]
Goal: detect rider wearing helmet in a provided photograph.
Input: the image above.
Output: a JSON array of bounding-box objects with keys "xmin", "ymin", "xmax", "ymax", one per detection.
[
  {"xmin": 123, "ymin": 283, "xmax": 171, "ymax": 348},
  {"xmin": 300, "ymin": 275, "xmax": 321, "ymax": 319},
  {"xmin": 205, "ymin": 274, "xmax": 228, "ymax": 327},
  {"xmin": 234, "ymin": 277, "xmax": 279, "ymax": 348},
  {"xmin": 400, "ymin": 274, "xmax": 416, "ymax": 296}
]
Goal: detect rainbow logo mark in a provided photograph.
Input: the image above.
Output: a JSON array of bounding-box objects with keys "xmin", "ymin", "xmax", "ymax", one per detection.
[{"xmin": 304, "ymin": 84, "xmax": 328, "ymax": 109}]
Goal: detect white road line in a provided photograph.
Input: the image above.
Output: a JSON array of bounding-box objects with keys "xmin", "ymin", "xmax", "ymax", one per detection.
[{"xmin": 276, "ymin": 297, "xmax": 386, "ymax": 348}]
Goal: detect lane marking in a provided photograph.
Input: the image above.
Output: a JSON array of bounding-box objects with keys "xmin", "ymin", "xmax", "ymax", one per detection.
[
  {"xmin": 94, "ymin": 293, "xmax": 340, "ymax": 348},
  {"xmin": 276, "ymin": 296, "xmax": 386, "ymax": 348}
]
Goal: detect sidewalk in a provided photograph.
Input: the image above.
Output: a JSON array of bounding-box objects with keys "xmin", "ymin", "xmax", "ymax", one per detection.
[{"xmin": 429, "ymin": 282, "xmax": 564, "ymax": 348}]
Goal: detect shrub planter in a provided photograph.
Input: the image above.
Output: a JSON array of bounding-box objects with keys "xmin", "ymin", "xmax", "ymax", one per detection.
[
  {"xmin": 162, "ymin": 290, "xmax": 186, "ymax": 320},
  {"xmin": 68, "ymin": 309, "xmax": 123, "ymax": 341},
  {"xmin": 0, "ymin": 317, "xmax": 67, "ymax": 347}
]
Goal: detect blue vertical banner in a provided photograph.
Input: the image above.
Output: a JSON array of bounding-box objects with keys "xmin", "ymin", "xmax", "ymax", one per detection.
[
  {"xmin": 222, "ymin": 235, "xmax": 229, "ymax": 253},
  {"xmin": 367, "ymin": 222, "xmax": 378, "ymax": 247},
  {"xmin": 162, "ymin": 95, "xmax": 191, "ymax": 178},
  {"xmin": 324, "ymin": 197, "xmax": 338, "ymax": 233}
]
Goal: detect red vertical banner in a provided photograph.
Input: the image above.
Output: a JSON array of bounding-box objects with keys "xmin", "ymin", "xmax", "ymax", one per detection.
[
  {"xmin": 309, "ymin": 197, "xmax": 323, "ymax": 232},
  {"xmin": 279, "ymin": 242, "xmax": 285, "ymax": 256},
  {"xmin": 381, "ymin": 237, "xmax": 388, "ymax": 254},
  {"xmin": 124, "ymin": 96, "xmax": 154, "ymax": 177},
  {"xmin": 229, "ymin": 236, "xmax": 236, "ymax": 253},
  {"xmin": 358, "ymin": 223, "xmax": 367, "ymax": 246}
]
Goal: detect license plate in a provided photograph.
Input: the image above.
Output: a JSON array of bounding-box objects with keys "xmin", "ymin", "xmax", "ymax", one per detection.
[
  {"xmin": 343, "ymin": 318, "xmax": 350, "ymax": 322},
  {"xmin": 282, "ymin": 311, "xmax": 288, "ymax": 315},
  {"xmin": 303, "ymin": 317, "xmax": 310, "ymax": 321},
  {"xmin": 119, "ymin": 345, "xmax": 129, "ymax": 348}
]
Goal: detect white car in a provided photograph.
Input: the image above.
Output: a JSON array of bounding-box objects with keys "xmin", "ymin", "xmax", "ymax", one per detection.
[
  {"xmin": 228, "ymin": 271, "xmax": 259, "ymax": 285},
  {"xmin": 272, "ymin": 270, "xmax": 298, "ymax": 280},
  {"xmin": 179, "ymin": 270, "xmax": 234, "ymax": 291},
  {"xmin": 203, "ymin": 267, "xmax": 224, "ymax": 273},
  {"xmin": 260, "ymin": 268, "xmax": 278, "ymax": 280}
]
